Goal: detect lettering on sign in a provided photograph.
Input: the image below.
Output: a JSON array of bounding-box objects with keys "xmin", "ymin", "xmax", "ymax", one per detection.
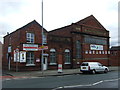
[
  {"xmin": 23, "ymin": 44, "xmax": 38, "ymax": 51},
  {"xmin": 90, "ymin": 44, "xmax": 103, "ymax": 50}
]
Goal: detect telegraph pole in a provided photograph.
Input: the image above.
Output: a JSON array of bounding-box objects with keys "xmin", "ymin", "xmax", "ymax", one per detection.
[{"xmin": 41, "ymin": 0, "xmax": 44, "ymax": 75}]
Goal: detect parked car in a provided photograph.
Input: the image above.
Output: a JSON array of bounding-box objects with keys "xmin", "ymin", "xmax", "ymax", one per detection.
[{"xmin": 80, "ymin": 62, "xmax": 109, "ymax": 74}]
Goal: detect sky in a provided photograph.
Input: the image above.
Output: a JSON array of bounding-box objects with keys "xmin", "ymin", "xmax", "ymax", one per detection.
[{"xmin": 0, "ymin": 0, "xmax": 119, "ymax": 47}]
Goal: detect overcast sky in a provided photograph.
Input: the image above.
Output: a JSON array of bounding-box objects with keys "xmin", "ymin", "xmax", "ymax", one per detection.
[{"xmin": 0, "ymin": 0, "xmax": 119, "ymax": 47}]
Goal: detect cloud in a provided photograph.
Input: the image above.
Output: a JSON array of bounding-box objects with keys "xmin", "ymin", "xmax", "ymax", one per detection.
[{"xmin": 0, "ymin": 0, "xmax": 119, "ymax": 47}]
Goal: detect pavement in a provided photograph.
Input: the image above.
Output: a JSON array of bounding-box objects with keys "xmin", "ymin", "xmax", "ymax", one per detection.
[{"xmin": 1, "ymin": 66, "xmax": 119, "ymax": 78}]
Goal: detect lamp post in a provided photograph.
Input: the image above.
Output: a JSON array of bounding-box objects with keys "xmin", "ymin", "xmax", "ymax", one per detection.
[{"xmin": 41, "ymin": 0, "xmax": 44, "ymax": 75}]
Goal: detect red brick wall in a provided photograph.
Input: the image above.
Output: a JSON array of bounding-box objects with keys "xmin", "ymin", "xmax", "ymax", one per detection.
[
  {"xmin": 2, "ymin": 21, "xmax": 47, "ymax": 71},
  {"xmin": 109, "ymin": 50, "xmax": 120, "ymax": 66}
]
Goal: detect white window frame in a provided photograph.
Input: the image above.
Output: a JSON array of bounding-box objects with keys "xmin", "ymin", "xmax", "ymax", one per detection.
[
  {"xmin": 26, "ymin": 52, "xmax": 35, "ymax": 66},
  {"xmin": 26, "ymin": 33, "xmax": 34, "ymax": 43},
  {"xmin": 64, "ymin": 49, "xmax": 71, "ymax": 64},
  {"xmin": 49, "ymin": 49, "xmax": 57, "ymax": 65}
]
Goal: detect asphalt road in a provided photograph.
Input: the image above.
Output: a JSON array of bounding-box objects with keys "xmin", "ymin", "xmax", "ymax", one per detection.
[{"xmin": 2, "ymin": 71, "xmax": 119, "ymax": 89}]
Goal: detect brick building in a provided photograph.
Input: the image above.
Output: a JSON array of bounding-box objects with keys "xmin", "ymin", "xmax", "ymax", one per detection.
[
  {"xmin": 3, "ymin": 15, "xmax": 110, "ymax": 71},
  {"xmin": 0, "ymin": 41, "xmax": 2, "ymax": 69},
  {"xmin": 109, "ymin": 46, "xmax": 120, "ymax": 66}
]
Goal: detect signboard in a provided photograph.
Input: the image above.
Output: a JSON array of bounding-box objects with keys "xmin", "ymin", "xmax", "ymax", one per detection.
[
  {"xmin": 20, "ymin": 51, "xmax": 26, "ymax": 62},
  {"xmin": 90, "ymin": 44, "xmax": 103, "ymax": 50},
  {"xmin": 23, "ymin": 44, "xmax": 38, "ymax": 51},
  {"xmin": 14, "ymin": 50, "xmax": 19, "ymax": 62},
  {"xmin": 8, "ymin": 46, "xmax": 12, "ymax": 53},
  {"xmin": 38, "ymin": 46, "xmax": 48, "ymax": 50},
  {"xmin": 36, "ymin": 58, "xmax": 40, "ymax": 62}
]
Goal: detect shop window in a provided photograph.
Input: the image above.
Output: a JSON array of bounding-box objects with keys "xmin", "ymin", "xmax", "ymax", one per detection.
[
  {"xmin": 50, "ymin": 49, "xmax": 56, "ymax": 65},
  {"xmin": 64, "ymin": 49, "xmax": 71, "ymax": 64},
  {"xmin": 26, "ymin": 52, "xmax": 34, "ymax": 65},
  {"xmin": 26, "ymin": 33, "xmax": 34, "ymax": 43},
  {"xmin": 76, "ymin": 40, "xmax": 81, "ymax": 58}
]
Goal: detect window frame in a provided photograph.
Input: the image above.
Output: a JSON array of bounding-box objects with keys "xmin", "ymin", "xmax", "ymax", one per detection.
[
  {"xmin": 26, "ymin": 32, "xmax": 35, "ymax": 43},
  {"xmin": 26, "ymin": 52, "xmax": 35, "ymax": 66},
  {"xmin": 76, "ymin": 40, "xmax": 81, "ymax": 59},
  {"xmin": 64, "ymin": 49, "xmax": 71, "ymax": 64},
  {"xmin": 49, "ymin": 49, "xmax": 57, "ymax": 65}
]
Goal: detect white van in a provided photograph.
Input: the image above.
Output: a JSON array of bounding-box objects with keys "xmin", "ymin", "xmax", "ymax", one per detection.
[{"xmin": 80, "ymin": 62, "xmax": 109, "ymax": 74}]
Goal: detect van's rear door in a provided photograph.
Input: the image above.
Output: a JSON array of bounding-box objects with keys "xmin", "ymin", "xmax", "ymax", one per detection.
[{"xmin": 80, "ymin": 63, "xmax": 89, "ymax": 71}]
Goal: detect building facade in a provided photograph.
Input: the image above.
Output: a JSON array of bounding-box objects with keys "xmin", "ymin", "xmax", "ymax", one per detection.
[
  {"xmin": 109, "ymin": 46, "xmax": 120, "ymax": 66},
  {"xmin": 0, "ymin": 41, "xmax": 2, "ymax": 69},
  {"xmin": 3, "ymin": 15, "xmax": 110, "ymax": 71}
]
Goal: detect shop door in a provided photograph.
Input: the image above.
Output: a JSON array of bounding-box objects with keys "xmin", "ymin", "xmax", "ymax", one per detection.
[{"xmin": 43, "ymin": 57, "xmax": 47, "ymax": 70}]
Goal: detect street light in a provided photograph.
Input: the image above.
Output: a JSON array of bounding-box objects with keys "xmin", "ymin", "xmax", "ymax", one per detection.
[{"xmin": 41, "ymin": 0, "xmax": 44, "ymax": 75}]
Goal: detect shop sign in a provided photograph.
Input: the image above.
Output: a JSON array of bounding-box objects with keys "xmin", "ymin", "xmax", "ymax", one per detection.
[
  {"xmin": 36, "ymin": 58, "xmax": 40, "ymax": 62},
  {"xmin": 23, "ymin": 44, "xmax": 38, "ymax": 51},
  {"xmin": 8, "ymin": 46, "xmax": 12, "ymax": 53},
  {"xmin": 14, "ymin": 50, "xmax": 19, "ymax": 62},
  {"xmin": 38, "ymin": 46, "xmax": 48, "ymax": 50},
  {"xmin": 90, "ymin": 44, "xmax": 103, "ymax": 50},
  {"xmin": 20, "ymin": 51, "xmax": 26, "ymax": 63}
]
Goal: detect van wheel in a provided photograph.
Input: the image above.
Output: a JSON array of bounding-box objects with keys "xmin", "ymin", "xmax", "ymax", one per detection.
[
  {"xmin": 92, "ymin": 70, "xmax": 96, "ymax": 74},
  {"xmin": 104, "ymin": 69, "xmax": 108, "ymax": 73}
]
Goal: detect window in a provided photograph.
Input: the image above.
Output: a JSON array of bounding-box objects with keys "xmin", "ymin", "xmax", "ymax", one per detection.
[
  {"xmin": 85, "ymin": 50, "xmax": 88, "ymax": 54},
  {"xmin": 84, "ymin": 35, "xmax": 107, "ymax": 45},
  {"xmin": 108, "ymin": 51, "xmax": 110, "ymax": 54},
  {"xmin": 76, "ymin": 41, "xmax": 81, "ymax": 58},
  {"xmin": 105, "ymin": 51, "xmax": 107, "ymax": 54},
  {"xmin": 26, "ymin": 52, "xmax": 34, "ymax": 65},
  {"xmin": 96, "ymin": 51, "xmax": 98, "ymax": 54},
  {"xmin": 99, "ymin": 51, "xmax": 102, "ymax": 54},
  {"xmin": 26, "ymin": 33, "xmax": 34, "ymax": 43},
  {"xmin": 93, "ymin": 51, "xmax": 95, "ymax": 54},
  {"xmin": 50, "ymin": 49, "xmax": 56, "ymax": 65},
  {"xmin": 64, "ymin": 49, "xmax": 71, "ymax": 64},
  {"xmin": 43, "ymin": 33, "xmax": 47, "ymax": 44},
  {"xmin": 102, "ymin": 51, "xmax": 104, "ymax": 54},
  {"xmin": 89, "ymin": 51, "xmax": 92, "ymax": 54}
]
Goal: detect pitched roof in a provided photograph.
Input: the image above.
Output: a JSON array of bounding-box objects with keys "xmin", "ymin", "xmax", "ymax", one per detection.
[
  {"xmin": 4, "ymin": 20, "xmax": 47, "ymax": 38},
  {"xmin": 110, "ymin": 46, "xmax": 120, "ymax": 50},
  {"xmin": 75, "ymin": 15, "xmax": 107, "ymax": 30},
  {"xmin": 49, "ymin": 15, "xmax": 108, "ymax": 33},
  {"xmin": 0, "ymin": 41, "xmax": 2, "ymax": 45}
]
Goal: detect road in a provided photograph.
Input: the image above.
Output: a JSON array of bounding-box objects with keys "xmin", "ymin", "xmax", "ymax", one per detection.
[{"xmin": 2, "ymin": 71, "xmax": 119, "ymax": 89}]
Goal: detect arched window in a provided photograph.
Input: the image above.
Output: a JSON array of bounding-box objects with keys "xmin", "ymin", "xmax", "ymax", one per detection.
[
  {"xmin": 64, "ymin": 49, "xmax": 71, "ymax": 64},
  {"xmin": 50, "ymin": 49, "xmax": 56, "ymax": 65},
  {"xmin": 76, "ymin": 40, "xmax": 81, "ymax": 58}
]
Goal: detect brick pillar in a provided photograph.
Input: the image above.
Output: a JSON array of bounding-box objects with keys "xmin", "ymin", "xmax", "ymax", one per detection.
[
  {"xmin": 58, "ymin": 48, "xmax": 63, "ymax": 64},
  {"xmin": 58, "ymin": 48, "xmax": 63, "ymax": 73}
]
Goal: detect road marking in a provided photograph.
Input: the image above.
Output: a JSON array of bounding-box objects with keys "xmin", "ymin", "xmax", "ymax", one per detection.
[
  {"xmin": 52, "ymin": 87, "xmax": 63, "ymax": 90},
  {"xmin": 104, "ymin": 78, "xmax": 120, "ymax": 82},
  {"xmin": 52, "ymin": 78, "xmax": 120, "ymax": 89},
  {"xmin": 92, "ymin": 80, "xmax": 103, "ymax": 85},
  {"xmin": 64, "ymin": 84, "xmax": 92, "ymax": 88}
]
